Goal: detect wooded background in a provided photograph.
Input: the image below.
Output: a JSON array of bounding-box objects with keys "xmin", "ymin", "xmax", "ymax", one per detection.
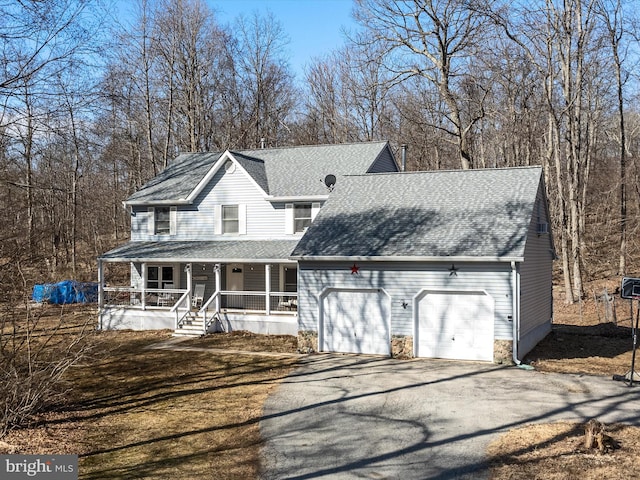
[{"xmin": 1, "ymin": 0, "xmax": 639, "ymax": 304}]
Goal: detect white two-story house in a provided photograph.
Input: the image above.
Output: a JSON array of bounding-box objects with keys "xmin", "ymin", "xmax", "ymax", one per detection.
[
  {"xmin": 99, "ymin": 141, "xmax": 554, "ymax": 363},
  {"xmin": 98, "ymin": 142, "xmax": 399, "ymax": 336}
]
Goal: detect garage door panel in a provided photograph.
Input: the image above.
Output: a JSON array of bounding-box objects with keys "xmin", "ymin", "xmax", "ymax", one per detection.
[
  {"xmin": 322, "ymin": 289, "xmax": 390, "ymax": 355},
  {"xmin": 418, "ymin": 291, "xmax": 494, "ymax": 361}
]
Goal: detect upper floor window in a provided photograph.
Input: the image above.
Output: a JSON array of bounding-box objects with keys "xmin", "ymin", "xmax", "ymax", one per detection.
[
  {"xmin": 294, "ymin": 204, "xmax": 312, "ymax": 232},
  {"xmin": 285, "ymin": 202, "xmax": 320, "ymax": 235},
  {"xmin": 155, "ymin": 207, "xmax": 171, "ymax": 235},
  {"xmin": 148, "ymin": 206, "xmax": 175, "ymax": 236},
  {"xmin": 214, "ymin": 204, "xmax": 245, "ymax": 235},
  {"xmin": 222, "ymin": 205, "xmax": 239, "ymax": 234}
]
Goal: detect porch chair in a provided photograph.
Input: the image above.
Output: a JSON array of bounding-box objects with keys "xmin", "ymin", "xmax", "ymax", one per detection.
[
  {"xmin": 192, "ymin": 283, "xmax": 205, "ymax": 309},
  {"xmin": 157, "ymin": 284, "xmax": 174, "ymax": 307}
]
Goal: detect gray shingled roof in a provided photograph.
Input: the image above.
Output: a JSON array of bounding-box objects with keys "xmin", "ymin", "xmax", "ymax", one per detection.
[
  {"xmin": 124, "ymin": 142, "xmax": 391, "ymax": 204},
  {"xmin": 291, "ymin": 166, "xmax": 544, "ymax": 260},
  {"xmin": 100, "ymin": 240, "xmax": 300, "ymax": 262},
  {"xmin": 126, "ymin": 152, "xmax": 224, "ymax": 204},
  {"xmin": 237, "ymin": 142, "xmax": 391, "ymax": 197},
  {"xmin": 231, "ymin": 152, "xmax": 269, "ymax": 193}
]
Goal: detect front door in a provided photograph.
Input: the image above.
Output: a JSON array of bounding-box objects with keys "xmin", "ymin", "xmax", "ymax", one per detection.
[{"xmin": 226, "ymin": 264, "xmax": 244, "ymax": 308}]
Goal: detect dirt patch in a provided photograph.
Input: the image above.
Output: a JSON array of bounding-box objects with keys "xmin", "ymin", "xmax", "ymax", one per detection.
[{"xmin": 488, "ymin": 422, "xmax": 640, "ymax": 480}]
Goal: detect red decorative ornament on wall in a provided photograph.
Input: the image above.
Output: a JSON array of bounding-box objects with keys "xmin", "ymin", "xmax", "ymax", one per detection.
[{"xmin": 350, "ymin": 263, "xmax": 360, "ymax": 275}]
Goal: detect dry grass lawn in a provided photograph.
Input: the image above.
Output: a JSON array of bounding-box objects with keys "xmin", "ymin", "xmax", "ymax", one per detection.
[
  {"xmin": 0, "ymin": 305, "xmax": 298, "ymax": 479},
  {"xmin": 3, "ymin": 284, "xmax": 640, "ymax": 479},
  {"xmin": 489, "ymin": 282, "xmax": 640, "ymax": 479}
]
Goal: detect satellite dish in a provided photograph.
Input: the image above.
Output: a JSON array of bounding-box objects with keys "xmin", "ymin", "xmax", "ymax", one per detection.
[{"xmin": 324, "ymin": 174, "xmax": 336, "ymax": 190}]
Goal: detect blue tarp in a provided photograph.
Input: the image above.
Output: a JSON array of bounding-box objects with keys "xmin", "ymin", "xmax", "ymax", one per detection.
[{"xmin": 32, "ymin": 280, "xmax": 98, "ymax": 304}]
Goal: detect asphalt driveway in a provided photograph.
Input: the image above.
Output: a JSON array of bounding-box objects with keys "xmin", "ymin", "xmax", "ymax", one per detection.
[{"xmin": 260, "ymin": 355, "xmax": 640, "ymax": 480}]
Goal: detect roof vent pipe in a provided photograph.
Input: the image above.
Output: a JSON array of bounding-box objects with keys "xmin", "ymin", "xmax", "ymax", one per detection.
[
  {"xmin": 260, "ymin": 138, "xmax": 266, "ymax": 149},
  {"xmin": 401, "ymin": 144, "xmax": 407, "ymax": 172}
]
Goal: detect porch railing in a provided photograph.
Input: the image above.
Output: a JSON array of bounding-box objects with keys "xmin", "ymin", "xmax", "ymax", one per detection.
[
  {"xmin": 102, "ymin": 287, "xmax": 187, "ymax": 310},
  {"xmin": 200, "ymin": 290, "xmax": 297, "ymax": 322},
  {"xmin": 170, "ymin": 290, "xmax": 191, "ymax": 329},
  {"xmin": 103, "ymin": 287, "xmax": 297, "ymax": 333}
]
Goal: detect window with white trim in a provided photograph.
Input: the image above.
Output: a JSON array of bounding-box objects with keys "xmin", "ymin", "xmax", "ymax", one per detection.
[
  {"xmin": 147, "ymin": 265, "xmax": 174, "ymax": 289},
  {"xmin": 285, "ymin": 202, "xmax": 321, "ymax": 234},
  {"xmin": 222, "ymin": 205, "xmax": 239, "ymax": 234},
  {"xmin": 294, "ymin": 204, "xmax": 312, "ymax": 232},
  {"xmin": 154, "ymin": 207, "xmax": 171, "ymax": 235}
]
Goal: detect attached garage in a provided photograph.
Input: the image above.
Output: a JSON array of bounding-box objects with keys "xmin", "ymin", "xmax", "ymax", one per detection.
[
  {"xmin": 415, "ymin": 290, "xmax": 494, "ymax": 361},
  {"xmin": 320, "ymin": 288, "xmax": 390, "ymax": 355},
  {"xmin": 293, "ymin": 167, "xmax": 555, "ymax": 362}
]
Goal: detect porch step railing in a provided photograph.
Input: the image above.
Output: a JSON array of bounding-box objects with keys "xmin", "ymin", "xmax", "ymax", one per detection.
[{"xmin": 170, "ymin": 290, "xmax": 191, "ymax": 330}]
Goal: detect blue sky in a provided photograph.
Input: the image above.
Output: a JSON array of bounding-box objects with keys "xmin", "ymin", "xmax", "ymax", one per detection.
[
  {"xmin": 115, "ymin": 0, "xmax": 355, "ymax": 80},
  {"xmin": 211, "ymin": 0, "xmax": 355, "ymax": 78}
]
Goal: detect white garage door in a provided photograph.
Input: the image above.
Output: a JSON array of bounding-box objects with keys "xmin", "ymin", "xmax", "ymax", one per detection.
[
  {"xmin": 417, "ymin": 291, "xmax": 494, "ymax": 361},
  {"xmin": 322, "ymin": 289, "xmax": 390, "ymax": 355}
]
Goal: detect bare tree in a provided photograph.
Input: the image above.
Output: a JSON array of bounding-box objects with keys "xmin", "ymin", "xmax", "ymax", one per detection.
[
  {"xmin": 487, "ymin": 0, "xmax": 606, "ymax": 303},
  {"xmin": 596, "ymin": 0, "xmax": 631, "ymax": 276},
  {"xmin": 353, "ymin": 0, "xmax": 491, "ymax": 169},
  {"xmin": 302, "ymin": 43, "xmax": 395, "ymax": 144},
  {"xmin": 233, "ymin": 11, "xmax": 296, "ymax": 148}
]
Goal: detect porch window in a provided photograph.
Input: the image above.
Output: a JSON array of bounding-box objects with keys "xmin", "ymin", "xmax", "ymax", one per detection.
[
  {"xmin": 222, "ymin": 205, "xmax": 239, "ymax": 234},
  {"xmin": 284, "ymin": 267, "xmax": 297, "ymax": 292},
  {"xmin": 154, "ymin": 207, "xmax": 171, "ymax": 235},
  {"xmin": 147, "ymin": 266, "xmax": 174, "ymax": 289},
  {"xmin": 294, "ymin": 204, "xmax": 312, "ymax": 232}
]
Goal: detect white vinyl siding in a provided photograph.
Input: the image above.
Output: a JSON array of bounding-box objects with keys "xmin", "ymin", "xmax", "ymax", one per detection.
[
  {"xmin": 130, "ymin": 165, "xmax": 324, "ymax": 241},
  {"xmin": 518, "ymin": 185, "xmax": 554, "ymax": 357},
  {"xmin": 131, "ymin": 166, "xmax": 281, "ymax": 241},
  {"xmin": 298, "ymin": 261, "xmax": 513, "ymax": 341}
]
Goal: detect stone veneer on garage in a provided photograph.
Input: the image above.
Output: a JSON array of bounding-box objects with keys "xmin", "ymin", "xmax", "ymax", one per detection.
[{"xmin": 297, "ymin": 331, "xmax": 514, "ymax": 364}]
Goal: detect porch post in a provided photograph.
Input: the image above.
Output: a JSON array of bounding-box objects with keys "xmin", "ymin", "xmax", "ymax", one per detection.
[
  {"xmin": 141, "ymin": 262, "xmax": 147, "ymax": 310},
  {"xmin": 215, "ymin": 263, "xmax": 221, "ymax": 312},
  {"xmin": 265, "ymin": 264, "xmax": 271, "ymax": 315},
  {"xmin": 186, "ymin": 263, "xmax": 193, "ymax": 306}
]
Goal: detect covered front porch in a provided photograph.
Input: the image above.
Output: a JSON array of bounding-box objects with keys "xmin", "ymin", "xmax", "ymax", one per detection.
[{"xmin": 97, "ymin": 240, "xmax": 300, "ymax": 336}]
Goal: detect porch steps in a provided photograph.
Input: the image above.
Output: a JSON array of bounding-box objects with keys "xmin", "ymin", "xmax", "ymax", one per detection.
[{"xmin": 173, "ymin": 312, "xmax": 205, "ymax": 337}]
